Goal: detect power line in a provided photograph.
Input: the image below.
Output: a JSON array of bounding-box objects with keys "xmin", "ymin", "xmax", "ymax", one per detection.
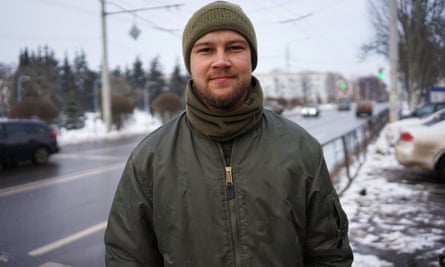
[
  {"xmin": 105, "ymin": 3, "xmax": 184, "ymax": 15},
  {"xmin": 105, "ymin": 1, "xmax": 183, "ymax": 35}
]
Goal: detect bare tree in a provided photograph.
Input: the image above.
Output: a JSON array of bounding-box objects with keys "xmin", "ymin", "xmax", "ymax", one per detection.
[{"xmin": 362, "ymin": 0, "xmax": 445, "ymax": 110}]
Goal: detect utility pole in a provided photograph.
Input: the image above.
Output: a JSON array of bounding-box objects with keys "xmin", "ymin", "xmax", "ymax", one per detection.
[
  {"xmin": 100, "ymin": 0, "xmax": 112, "ymax": 132},
  {"xmin": 389, "ymin": 0, "xmax": 399, "ymax": 122},
  {"xmin": 98, "ymin": 1, "xmax": 183, "ymax": 132}
]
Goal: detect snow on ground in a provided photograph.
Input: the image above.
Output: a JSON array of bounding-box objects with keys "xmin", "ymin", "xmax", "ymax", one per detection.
[
  {"xmin": 341, "ymin": 126, "xmax": 445, "ymax": 266},
  {"xmin": 57, "ymin": 110, "xmax": 162, "ymax": 146},
  {"xmin": 56, "ymin": 111, "xmax": 443, "ymax": 267}
]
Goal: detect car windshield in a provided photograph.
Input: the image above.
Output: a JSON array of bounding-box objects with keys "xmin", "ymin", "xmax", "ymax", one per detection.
[
  {"xmin": 423, "ymin": 110, "xmax": 445, "ymax": 126},
  {"xmin": 416, "ymin": 103, "xmax": 435, "ymax": 117},
  {"xmin": 305, "ymin": 104, "xmax": 318, "ymax": 107}
]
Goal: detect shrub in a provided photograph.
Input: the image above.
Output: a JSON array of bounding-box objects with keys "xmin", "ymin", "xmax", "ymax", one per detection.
[
  {"xmin": 151, "ymin": 92, "xmax": 183, "ymax": 123},
  {"xmin": 8, "ymin": 97, "xmax": 59, "ymax": 123},
  {"xmin": 111, "ymin": 95, "xmax": 134, "ymax": 130}
]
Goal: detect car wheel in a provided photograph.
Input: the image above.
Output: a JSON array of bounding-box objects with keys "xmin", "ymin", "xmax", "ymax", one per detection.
[
  {"xmin": 436, "ymin": 156, "xmax": 445, "ymax": 182},
  {"xmin": 32, "ymin": 147, "xmax": 49, "ymax": 165}
]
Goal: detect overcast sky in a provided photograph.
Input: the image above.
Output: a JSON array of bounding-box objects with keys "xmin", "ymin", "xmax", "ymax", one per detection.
[{"xmin": 1, "ymin": 0, "xmax": 388, "ymax": 81}]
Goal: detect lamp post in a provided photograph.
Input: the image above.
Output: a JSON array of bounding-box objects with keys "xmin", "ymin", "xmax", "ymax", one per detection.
[
  {"xmin": 93, "ymin": 78, "xmax": 101, "ymax": 114},
  {"xmin": 144, "ymin": 81, "xmax": 156, "ymax": 115},
  {"xmin": 285, "ymin": 37, "xmax": 308, "ymax": 73},
  {"xmin": 17, "ymin": 74, "xmax": 30, "ymax": 101},
  {"xmin": 92, "ymin": 78, "xmax": 102, "ymax": 134}
]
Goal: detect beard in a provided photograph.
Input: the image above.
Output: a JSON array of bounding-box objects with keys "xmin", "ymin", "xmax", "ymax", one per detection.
[{"xmin": 193, "ymin": 76, "xmax": 251, "ymax": 110}]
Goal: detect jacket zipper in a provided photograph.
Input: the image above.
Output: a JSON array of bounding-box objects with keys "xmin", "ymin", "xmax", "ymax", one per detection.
[
  {"xmin": 225, "ymin": 166, "xmax": 235, "ymax": 199},
  {"xmin": 225, "ymin": 165, "xmax": 241, "ymax": 266}
]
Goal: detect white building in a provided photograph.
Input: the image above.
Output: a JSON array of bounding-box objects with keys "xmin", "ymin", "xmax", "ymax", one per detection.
[{"xmin": 254, "ymin": 70, "xmax": 345, "ymax": 104}]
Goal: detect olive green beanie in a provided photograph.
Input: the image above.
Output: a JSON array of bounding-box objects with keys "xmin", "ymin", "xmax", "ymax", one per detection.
[{"xmin": 182, "ymin": 1, "xmax": 258, "ymax": 74}]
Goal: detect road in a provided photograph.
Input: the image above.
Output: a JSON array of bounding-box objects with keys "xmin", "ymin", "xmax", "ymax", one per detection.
[
  {"xmin": 0, "ymin": 103, "xmax": 389, "ymax": 267},
  {"xmin": 0, "ymin": 136, "xmax": 143, "ymax": 267}
]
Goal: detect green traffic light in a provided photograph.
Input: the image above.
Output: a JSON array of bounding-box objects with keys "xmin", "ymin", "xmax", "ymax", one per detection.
[
  {"xmin": 377, "ymin": 70, "xmax": 384, "ymax": 80},
  {"xmin": 340, "ymin": 82, "xmax": 347, "ymax": 89}
]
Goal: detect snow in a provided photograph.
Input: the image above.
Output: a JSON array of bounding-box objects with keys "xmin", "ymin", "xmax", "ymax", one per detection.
[
  {"xmin": 56, "ymin": 110, "xmax": 443, "ymax": 267},
  {"xmin": 57, "ymin": 110, "xmax": 162, "ymax": 146}
]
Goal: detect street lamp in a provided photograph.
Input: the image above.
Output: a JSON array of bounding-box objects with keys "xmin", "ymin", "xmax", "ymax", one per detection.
[
  {"xmin": 93, "ymin": 78, "xmax": 101, "ymax": 114},
  {"xmin": 17, "ymin": 74, "xmax": 30, "ymax": 101},
  {"xmin": 144, "ymin": 81, "xmax": 155, "ymax": 115}
]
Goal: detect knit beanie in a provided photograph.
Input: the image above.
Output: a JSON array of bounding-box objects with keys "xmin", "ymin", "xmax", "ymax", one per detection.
[{"xmin": 182, "ymin": 1, "xmax": 258, "ymax": 74}]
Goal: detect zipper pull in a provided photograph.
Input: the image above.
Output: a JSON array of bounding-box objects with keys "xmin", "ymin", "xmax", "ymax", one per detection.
[{"xmin": 225, "ymin": 166, "xmax": 235, "ymax": 199}]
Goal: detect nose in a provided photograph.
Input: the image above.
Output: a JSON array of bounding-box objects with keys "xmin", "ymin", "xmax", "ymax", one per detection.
[{"xmin": 211, "ymin": 49, "xmax": 231, "ymax": 68}]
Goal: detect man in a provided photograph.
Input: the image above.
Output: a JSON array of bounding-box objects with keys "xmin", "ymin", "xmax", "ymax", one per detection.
[{"xmin": 104, "ymin": 1, "xmax": 353, "ymax": 266}]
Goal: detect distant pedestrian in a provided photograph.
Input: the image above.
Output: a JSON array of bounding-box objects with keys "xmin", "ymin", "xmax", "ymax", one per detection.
[{"xmin": 104, "ymin": 1, "xmax": 353, "ymax": 266}]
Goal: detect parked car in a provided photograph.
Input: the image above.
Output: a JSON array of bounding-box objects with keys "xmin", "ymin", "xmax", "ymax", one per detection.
[
  {"xmin": 0, "ymin": 119, "xmax": 59, "ymax": 167},
  {"xmin": 399, "ymin": 101, "xmax": 445, "ymax": 119},
  {"xmin": 394, "ymin": 118, "xmax": 445, "ymax": 182},
  {"xmin": 386, "ymin": 108, "xmax": 445, "ymax": 146},
  {"xmin": 355, "ymin": 100, "xmax": 373, "ymax": 117},
  {"xmin": 300, "ymin": 103, "xmax": 320, "ymax": 117},
  {"xmin": 337, "ymin": 98, "xmax": 351, "ymax": 111},
  {"xmin": 264, "ymin": 100, "xmax": 284, "ymax": 115}
]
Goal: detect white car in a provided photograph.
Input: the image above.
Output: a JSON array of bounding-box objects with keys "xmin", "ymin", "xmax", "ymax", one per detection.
[
  {"xmin": 386, "ymin": 108, "xmax": 445, "ymax": 146},
  {"xmin": 300, "ymin": 103, "xmax": 320, "ymax": 117},
  {"xmin": 394, "ymin": 119, "xmax": 445, "ymax": 182}
]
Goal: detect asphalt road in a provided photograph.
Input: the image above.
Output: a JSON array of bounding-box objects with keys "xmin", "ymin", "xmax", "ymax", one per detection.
[{"xmin": 0, "ymin": 136, "xmax": 143, "ymax": 267}]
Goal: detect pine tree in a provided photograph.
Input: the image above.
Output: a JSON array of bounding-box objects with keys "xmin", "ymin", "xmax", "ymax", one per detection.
[
  {"xmin": 73, "ymin": 50, "xmax": 93, "ymax": 112},
  {"xmin": 14, "ymin": 46, "xmax": 60, "ymax": 108},
  {"xmin": 129, "ymin": 57, "xmax": 146, "ymax": 109},
  {"xmin": 168, "ymin": 60, "xmax": 188, "ymax": 103},
  {"xmin": 58, "ymin": 55, "xmax": 76, "ymax": 109},
  {"xmin": 62, "ymin": 89, "xmax": 85, "ymax": 129},
  {"xmin": 147, "ymin": 56, "xmax": 165, "ymax": 112}
]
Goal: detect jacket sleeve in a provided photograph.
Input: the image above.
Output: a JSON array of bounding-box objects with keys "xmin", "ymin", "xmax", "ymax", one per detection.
[
  {"xmin": 304, "ymin": 148, "xmax": 354, "ymax": 266},
  {"xmin": 104, "ymin": 155, "xmax": 163, "ymax": 266}
]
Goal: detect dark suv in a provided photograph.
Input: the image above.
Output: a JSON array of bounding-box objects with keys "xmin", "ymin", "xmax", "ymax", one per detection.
[{"xmin": 0, "ymin": 119, "xmax": 59, "ymax": 167}]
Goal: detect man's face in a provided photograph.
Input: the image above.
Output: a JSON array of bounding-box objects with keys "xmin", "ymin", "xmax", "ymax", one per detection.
[{"xmin": 190, "ymin": 30, "xmax": 252, "ymax": 112}]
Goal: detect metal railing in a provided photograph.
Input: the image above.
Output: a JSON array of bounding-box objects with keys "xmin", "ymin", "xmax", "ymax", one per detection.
[{"xmin": 322, "ymin": 109, "xmax": 389, "ymax": 196}]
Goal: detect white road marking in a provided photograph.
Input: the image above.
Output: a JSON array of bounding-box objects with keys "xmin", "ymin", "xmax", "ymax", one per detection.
[
  {"xmin": 0, "ymin": 163, "xmax": 124, "ymax": 197},
  {"xmin": 52, "ymin": 153, "xmax": 119, "ymax": 160},
  {"xmin": 28, "ymin": 222, "xmax": 107, "ymax": 257},
  {"xmin": 38, "ymin": 262, "xmax": 71, "ymax": 267}
]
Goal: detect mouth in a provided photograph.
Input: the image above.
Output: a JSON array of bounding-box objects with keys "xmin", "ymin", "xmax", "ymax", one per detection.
[{"xmin": 209, "ymin": 75, "xmax": 235, "ymax": 83}]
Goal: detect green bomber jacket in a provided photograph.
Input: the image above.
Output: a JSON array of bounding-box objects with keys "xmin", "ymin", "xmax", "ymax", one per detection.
[{"xmin": 104, "ymin": 110, "xmax": 353, "ymax": 266}]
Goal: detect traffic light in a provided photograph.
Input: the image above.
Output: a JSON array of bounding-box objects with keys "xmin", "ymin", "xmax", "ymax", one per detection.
[
  {"xmin": 340, "ymin": 82, "xmax": 348, "ymax": 90},
  {"xmin": 377, "ymin": 69, "xmax": 384, "ymax": 80}
]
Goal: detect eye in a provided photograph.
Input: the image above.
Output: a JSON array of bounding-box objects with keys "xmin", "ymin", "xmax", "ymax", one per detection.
[
  {"xmin": 228, "ymin": 45, "xmax": 244, "ymax": 52},
  {"xmin": 195, "ymin": 47, "xmax": 212, "ymax": 54}
]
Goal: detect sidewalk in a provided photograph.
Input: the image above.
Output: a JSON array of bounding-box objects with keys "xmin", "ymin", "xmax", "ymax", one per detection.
[{"xmin": 340, "ymin": 127, "xmax": 445, "ymax": 267}]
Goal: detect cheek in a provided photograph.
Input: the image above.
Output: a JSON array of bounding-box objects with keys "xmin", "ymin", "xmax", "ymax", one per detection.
[
  {"xmin": 190, "ymin": 57, "xmax": 205, "ymax": 77},
  {"xmin": 233, "ymin": 55, "xmax": 252, "ymax": 72}
]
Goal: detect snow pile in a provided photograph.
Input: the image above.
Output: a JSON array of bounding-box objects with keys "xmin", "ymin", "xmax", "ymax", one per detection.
[{"xmin": 57, "ymin": 110, "xmax": 162, "ymax": 146}]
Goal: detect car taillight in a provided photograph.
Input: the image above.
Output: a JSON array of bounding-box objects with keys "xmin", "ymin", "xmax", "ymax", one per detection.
[
  {"xmin": 50, "ymin": 130, "xmax": 57, "ymax": 139},
  {"xmin": 400, "ymin": 131, "xmax": 413, "ymax": 141}
]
